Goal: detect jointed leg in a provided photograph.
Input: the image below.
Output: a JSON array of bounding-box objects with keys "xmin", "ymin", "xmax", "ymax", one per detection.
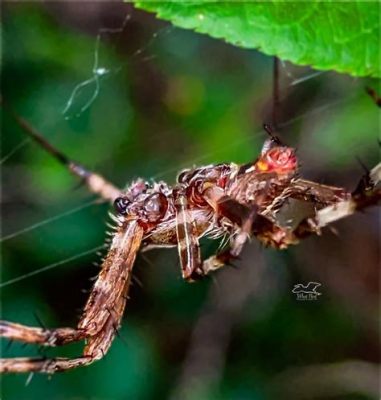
[
  {"xmin": 201, "ymin": 188, "xmax": 264, "ymax": 273},
  {"xmin": 201, "ymin": 185, "xmax": 303, "ymax": 273},
  {"xmin": 0, "ymin": 221, "xmax": 143, "ymax": 373},
  {"xmin": 0, "ymin": 322, "xmax": 83, "ymax": 347},
  {"xmin": 0, "ymin": 290, "xmax": 128, "ymax": 373},
  {"xmin": 262, "ymin": 178, "xmax": 351, "ymax": 218},
  {"xmin": 1, "ymin": 99, "xmax": 122, "ymax": 202},
  {"xmin": 202, "ymin": 248, "xmax": 238, "ymax": 275},
  {"xmin": 175, "ymin": 192, "xmax": 203, "ymax": 282},
  {"xmin": 205, "ymin": 188, "xmax": 257, "ymax": 249}
]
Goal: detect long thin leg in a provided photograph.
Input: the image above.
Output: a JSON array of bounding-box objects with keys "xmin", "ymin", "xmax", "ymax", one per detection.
[
  {"xmin": 0, "ymin": 221, "xmax": 143, "ymax": 373},
  {"xmin": 78, "ymin": 221, "xmax": 143, "ymax": 335},
  {"xmin": 175, "ymin": 192, "xmax": 203, "ymax": 282},
  {"xmin": 202, "ymin": 186, "xmax": 298, "ymax": 271},
  {"xmin": 262, "ymin": 178, "xmax": 351, "ymax": 218},
  {"xmin": 203, "ymin": 188, "xmax": 257, "ymax": 255},
  {"xmin": 0, "ymin": 289, "xmax": 129, "ymax": 373},
  {"xmin": 202, "ymin": 248, "xmax": 237, "ymax": 275},
  {"xmin": 1, "ymin": 98, "xmax": 122, "ymax": 202},
  {"xmin": 0, "ymin": 322, "xmax": 83, "ymax": 346},
  {"xmin": 200, "ymin": 187, "xmax": 262, "ymax": 273}
]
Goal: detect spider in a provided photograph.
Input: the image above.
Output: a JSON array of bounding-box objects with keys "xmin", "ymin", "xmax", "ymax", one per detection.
[{"xmin": 0, "ymin": 111, "xmax": 380, "ymax": 374}]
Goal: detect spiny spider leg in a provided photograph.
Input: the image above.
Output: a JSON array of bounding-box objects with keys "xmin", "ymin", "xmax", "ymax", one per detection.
[
  {"xmin": 261, "ymin": 178, "xmax": 352, "ymax": 218},
  {"xmin": 201, "ymin": 188, "xmax": 261, "ymax": 273},
  {"xmin": 202, "ymin": 203, "xmax": 283, "ymax": 274},
  {"xmin": 0, "ymin": 289, "xmax": 129, "ymax": 373},
  {"xmin": 0, "ymin": 322, "xmax": 83, "ymax": 346},
  {"xmin": 78, "ymin": 221, "xmax": 143, "ymax": 335},
  {"xmin": 1, "ymin": 99, "xmax": 122, "ymax": 202},
  {"xmin": 0, "ymin": 221, "xmax": 143, "ymax": 373},
  {"xmin": 213, "ymin": 195, "xmax": 259, "ymax": 257},
  {"xmin": 175, "ymin": 192, "xmax": 203, "ymax": 282},
  {"xmin": 285, "ymin": 179, "xmax": 350, "ymax": 205}
]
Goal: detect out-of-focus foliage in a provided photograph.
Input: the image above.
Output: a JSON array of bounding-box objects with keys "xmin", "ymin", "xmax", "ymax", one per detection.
[
  {"xmin": 135, "ymin": 1, "xmax": 381, "ymax": 78},
  {"xmin": 1, "ymin": 3, "xmax": 379, "ymax": 400}
]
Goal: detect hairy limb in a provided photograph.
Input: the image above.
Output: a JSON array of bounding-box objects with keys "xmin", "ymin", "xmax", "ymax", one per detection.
[
  {"xmin": 79, "ymin": 221, "xmax": 143, "ymax": 334},
  {"xmin": 0, "ymin": 289, "xmax": 129, "ymax": 373},
  {"xmin": 0, "ymin": 322, "xmax": 83, "ymax": 346},
  {"xmin": 262, "ymin": 178, "xmax": 351, "ymax": 218},
  {"xmin": 292, "ymin": 162, "xmax": 381, "ymax": 237},
  {"xmin": 275, "ymin": 158, "xmax": 380, "ymax": 211},
  {"xmin": 175, "ymin": 192, "xmax": 203, "ymax": 282},
  {"xmin": 174, "ymin": 186, "xmax": 259, "ymax": 279},
  {"xmin": 1, "ymin": 98, "xmax": 122, "ymax": 202},
  {"xmin": 203, "ymin": 187, "xmax": 259, "ymax": 254},
  {"xmin": 289, "ymin": 179, "xmax": 350, "ymax": 205},
  {"xmin": 202, "ymin": 188, "xmax": 263, "ymax": 272},
  {"xmin": 0, "ymin": 221, "xmax": 143, "ymax": 373},
  {"xmin": 202, "ymin": 249, "xmax": 238, "ymax": 275}
]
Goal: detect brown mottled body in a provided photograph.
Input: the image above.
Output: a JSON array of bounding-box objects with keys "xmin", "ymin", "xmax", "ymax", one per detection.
[{"xmin": 1, "ymin": 116, "xmax": 379, "ymax": 374}]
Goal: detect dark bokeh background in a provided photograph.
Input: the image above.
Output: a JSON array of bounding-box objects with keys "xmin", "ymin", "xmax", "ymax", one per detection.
[{"xmin": 1, "ymin": 2, "xmax": 380, "ymax": 400}]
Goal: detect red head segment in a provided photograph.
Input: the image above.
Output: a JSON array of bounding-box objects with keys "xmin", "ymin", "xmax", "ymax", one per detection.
[{"xmin": 255, "ymin": 139, "xmax": 298, "ymax": 175}]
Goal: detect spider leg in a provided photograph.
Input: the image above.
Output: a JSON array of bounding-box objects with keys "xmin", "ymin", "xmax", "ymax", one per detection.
[
  {"xmin": 78, "ymin": 221, "xmax": 143, "ymax": 335},
  {"xmin": 0, "ymin": 221, "xmax": 143, "ymax": 373},
  {"xmin": 175, "ymin": 192, "xmax": 203, "ymax": 282},
  {"xmin": 0, "ymin": 288, "xmax": 129, "ymax": 373},
  {"xmin": 200, "ymin": 188, "xmax": 262, "ymax": 273},
  {"xmin": 202, "ymin": 248, "xmax": 239, "ymax": 275},
  {"xmin": 0, "ymin": 322, "xmax": 83, "ymax": 346},
  {"xmin": 1, "ymin": 99, "xmax": 122, "ymax": 202},
  {"xmin": 275, "ymin": 179, "xmax": 350, "ymax": 208},
  {"xmin": 202, "ymin": 186, "xmax": 300, "ymax": 273},
  {"xmin": 203, "ymin": 188, "xmax": 258, "ymax": 255}
]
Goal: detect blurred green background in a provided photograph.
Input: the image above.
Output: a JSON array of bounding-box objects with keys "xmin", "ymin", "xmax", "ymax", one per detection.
[{"xmin": 1, "ymin": 3, "xmax": 379, "ymax": 400}]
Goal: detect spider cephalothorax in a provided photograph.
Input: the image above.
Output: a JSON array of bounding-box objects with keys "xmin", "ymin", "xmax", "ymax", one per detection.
[
  {"xmin": 0, "ymin": 120, "xmax": 379, "ymax": 374},
  {"xmin": 113, "ymin": 180, "xmax": 172, "ymax": 228}
]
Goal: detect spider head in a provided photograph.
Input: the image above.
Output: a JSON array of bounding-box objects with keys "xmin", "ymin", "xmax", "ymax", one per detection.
[
  {"xmin": 143, "ymin": 193, "xmax": 168, "ymax": 223},
  {"xmin": 114, "ymin": 180, "xmax": 151, "ymax": 216},
  {"xmin": 114, "ymin": 192, "xmax": 168, "ymax": 224},
  {"xmin": 256, "ymin": 145, "xmax": 298, "ymax": 175}
]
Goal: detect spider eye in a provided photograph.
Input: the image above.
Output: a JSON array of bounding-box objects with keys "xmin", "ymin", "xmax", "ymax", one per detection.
[
  {"xmin": 144, "ymin": 193, "xmax": 168, "ymax": 222},
  {"xmin": 113, "ymin": 197, "xmax": 130, "ymax": 215},
  {"xmin": 177, "ymin": 169, "xmax": 191, "ymax": 184}
]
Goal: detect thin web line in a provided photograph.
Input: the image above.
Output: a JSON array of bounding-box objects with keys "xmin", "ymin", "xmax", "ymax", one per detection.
[
  {"xmin": 0, "ymin": 199, "xmax": 101, "ymax": 242},
  {"xmin": 154, "ymin": 96, "xmax": 356, "ymax": 180},
  {"xmin": 62, "ymin": 12, "xmax": 172, "ymax": 119},
  {"xmin": 0, "ymin": 138, "xmax": 31, "ymax": 164},
  {"xmin": 279, "ymin": 95, "xmax": 356, "ymax": 128},
  {"xmin": 289, "ymin": 70, "xmax": 327, "ymax": 87},
  {"xmin": 0, "ymin": 244, "xmax": 105, "ymax": 288}
]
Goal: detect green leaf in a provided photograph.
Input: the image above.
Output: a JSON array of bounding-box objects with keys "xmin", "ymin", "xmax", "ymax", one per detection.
[{"xmin": 134, "ymin": 1, "xmax": 381, "ymax": 78}]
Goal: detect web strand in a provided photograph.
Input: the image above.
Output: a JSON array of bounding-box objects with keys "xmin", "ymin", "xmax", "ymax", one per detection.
[
  {"xmin": 0, "ymin": 138, "xmax": 31, "ymax": 164},
  {"xmin": 62, "ymin": 12, "xmax": 172, "ymax": 119},
  {"xmin": 0, "ymin": 199, "xmax": 101, "ymax": 243},
  {"xmin": 0, "ymin": 244, "xmax": 105, "ymax": 288}
]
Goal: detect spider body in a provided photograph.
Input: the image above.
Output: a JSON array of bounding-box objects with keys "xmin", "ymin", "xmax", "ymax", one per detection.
[
  {"xmin": 0, "ymin": 119, "xmax": 378, "ymax": 374},
  {"xmin": 114, "ymin": 139, "xmax": 299, "ymax": 272}
]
